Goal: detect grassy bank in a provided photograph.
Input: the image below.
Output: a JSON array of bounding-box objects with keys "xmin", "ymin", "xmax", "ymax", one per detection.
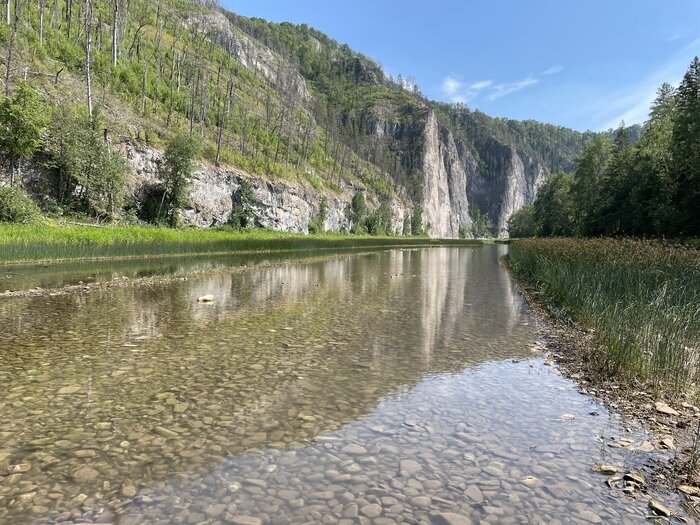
[
  {"xmin": 507, "ymin": 238, "xmax": 700, "ymax": 394},
  {"xmin": 0, "ymin": 223, "xmax": 484, "ymax": 263}
]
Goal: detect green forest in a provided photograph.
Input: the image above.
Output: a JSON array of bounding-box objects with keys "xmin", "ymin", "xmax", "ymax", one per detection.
[{"xmin": 509, "ymin": 57, "xmax": 700, "ymax": 239}]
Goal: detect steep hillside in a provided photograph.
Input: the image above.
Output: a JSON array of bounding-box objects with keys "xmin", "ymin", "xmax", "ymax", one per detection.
[{"xmin": 0, "ymin": 0, "xmax": 594, "ymax": 236}]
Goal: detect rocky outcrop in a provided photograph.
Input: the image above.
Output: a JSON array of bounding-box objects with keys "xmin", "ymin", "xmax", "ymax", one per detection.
[
  {"xmin": 359, "ymin": 108, "xmax": 548, "ymax": 239},
  {"xmin": 497, "ymin": 149, "xmax": 547, "ymax": 236},
  {"xmin": 420, "ymin": 111, "xmax": 472, "ymax": 238},
  {"xmin": 13, "ymin": 126, "xmax": 547, "ymax": 239},
  {"xmin": 467, "ymin": 141, "xmax": 547, "ymax": 237},
  {"xmin": 123, "ymin": 144, "xmax": 407, "ymax": 234},
  {"xmin": 157, "ymin": 104, "xmax": 548, "ymax": 240},
  {"xmin": 192, "ymin": 11, "xmax": 311, "ymax": 104}
]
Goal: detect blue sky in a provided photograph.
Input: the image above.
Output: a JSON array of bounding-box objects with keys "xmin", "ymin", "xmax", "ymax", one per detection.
[{"xmin": 222, "ymin": 1, "xmax": 700, "ymax": 132}]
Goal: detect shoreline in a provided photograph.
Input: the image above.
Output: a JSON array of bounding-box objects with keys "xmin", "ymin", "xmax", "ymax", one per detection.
[
  {"xmin": 0, "ymin": 224, "xmax": 497, "ymax": 266},
  {"xmin": 503, "ymin": 255, "xmax": 700, "ymax": 519},
  {"xmin": 0, "ymin": 240, "xmax": 487, "ymax": 267}
]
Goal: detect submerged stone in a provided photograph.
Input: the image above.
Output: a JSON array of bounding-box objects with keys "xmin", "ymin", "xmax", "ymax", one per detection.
[
  {"xmin": 399, "ymin": 459, "xmax": 421, "ymax": 476},
  {"xmin": 72, "ymin": 466, "xmax": 99, "ymax": 482},
  {"xmin": 432, "ymin": 512, "xmax": 475, "ymax": 525},
  {"xmin": 593, "ymin": 464, "xmax": 618, "ymax": 475}
]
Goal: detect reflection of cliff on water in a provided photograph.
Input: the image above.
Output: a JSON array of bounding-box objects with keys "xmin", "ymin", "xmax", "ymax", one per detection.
[
  {"xmin": 0, "ymin": 246, "xmax": 536, "ymax": 514},
  {"xmin": 0, "ymin": 248, "xmax": 369, "ymax": 293}
]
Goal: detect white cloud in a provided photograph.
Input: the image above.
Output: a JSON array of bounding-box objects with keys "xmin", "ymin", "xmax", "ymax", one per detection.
[
  {"xmin": 541, "ymin": 65, "xmax": 564, "ymax": 75},
  {"xmin": 442, "ymin": 75, "xmax": 464, "ymax": 97},
  {"xmin": 440, "ymin": 67, "xmax": 555, "ymax": 106},
  {"xmin": 487, "ymin": 76, "xmax": 538, "ymax": 101},
  {"xmin": 470, "ymin": 80, "xmax": 493, "ymax": 89},
  {"xmin": 441, "ymin": 76, "xmax": 492, "ymax": 103}
]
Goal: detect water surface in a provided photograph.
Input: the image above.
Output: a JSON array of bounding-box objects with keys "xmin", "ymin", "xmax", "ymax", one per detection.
[{"xmin": 0, "ymin": 246, "xmax": 685, "ymax": 524}]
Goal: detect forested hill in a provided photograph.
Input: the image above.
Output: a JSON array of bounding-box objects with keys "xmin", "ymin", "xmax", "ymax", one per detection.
[
  {"xmin": 224, "ymin": 13, "xmax": 597, "ymax": 174},
  {"xmin": 0, "ymin": 0, "xmax": 604, "ymax": 236}
]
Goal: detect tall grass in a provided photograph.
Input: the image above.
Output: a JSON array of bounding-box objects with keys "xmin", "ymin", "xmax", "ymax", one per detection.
[
  {"xmin": 507, "ymin": 238, "xmax": 700, "ymax": 394},
  {"xmin": 0, "ymin": 224, "xmax": 482, "ymax": 263}
]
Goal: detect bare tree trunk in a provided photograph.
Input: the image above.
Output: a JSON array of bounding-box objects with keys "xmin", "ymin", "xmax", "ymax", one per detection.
[
  {"xmin": 4, "ymin": 0, "xmax": 20, "ymax": 96},
  {"xmin": 85, "ymin": 0, "xmax": 93, "ymax": 118},
  {"xmin": 198, "ymin": 70, "xmax": 207, "ymax": 138},
  {"xmin": 66, "ymin": 0, "xmax": 72, "ymax": 38},
  {"xmin": 189, "ymin": 68, "xmax": 199, "ymax": 135},
  {"xmin": 154, "ymin": 2, "xmax": 161, "ymax": 50},
  {"xmin": 49, "ymin": 0, "xmax": 57, "ymax": 30},
  {"xmin": 141, "ymin": 61, "xmax": 147, "ymax": 114},
  {"xmin": 111, "ymin": 0, "xmax": 118, "ymax": 66},
  {"xmin": 96, "ymin": 16, "xmax": 102, "ymax": 51},
  {"xmin": 213, "ymin": 62, "xmax": 222, "ymax": 163},
  {"xmin": 39, "ymin": 0, "xmax": 45, "ymax": 45},
  {"xmin": 167, "ymin": 50, "xmax": 177, "ymax": 126},
  {"xmin": 127, "ymin": 21, "xmax": 146, "ymax": 59},
  {"xmin": 274, "ymin": 104, "xmax": 286, "ymax": 164},
  {"xmin": 177, "ymin": 47, "xmax": 184, "ymax": 92},
  {"xmin": 239, "ymin": 106, "xmax": 248, "ymax": 155},
  {"xmin": 216, "ymin": 79, "xmax": 233, "ymax": 165},
  {"xmin": 5, "ymin": 0, "xmax": 9, "ymax": 25}
]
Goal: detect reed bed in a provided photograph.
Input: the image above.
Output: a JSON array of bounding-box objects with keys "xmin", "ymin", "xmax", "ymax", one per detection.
[
  {"xmin": 0, "ymin": 224, "xmax": 482, "ymax": 263},
  {"xmin": 507, "ymin": 238, "xmax": 700, "ymax": 394}
]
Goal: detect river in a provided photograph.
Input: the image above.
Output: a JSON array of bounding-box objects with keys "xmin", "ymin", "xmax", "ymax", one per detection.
[{"xmin": 0, "ymin": 245, "xmax": 685, "ymax": 524}]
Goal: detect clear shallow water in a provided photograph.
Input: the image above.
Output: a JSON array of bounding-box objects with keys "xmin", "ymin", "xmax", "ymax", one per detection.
[{"xmin": 0, "ymin": 246, "xmax": 687, "ymax": 524}]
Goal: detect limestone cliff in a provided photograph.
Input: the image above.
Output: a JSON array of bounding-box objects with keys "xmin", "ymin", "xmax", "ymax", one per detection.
[
  {"xmin": 123, "ymin": 144, "xmax": 408, "ymax": 234},
  {"xmin": 152, "ymin": 105, "xmax": 548, "ymax": 240},
  {"xmin": 420, "ymin": 111, "xmax": 472, "ymax": 238},
  {"xmin": 467, "ymin": 141, "xmax": 547, "ymax": 237}
]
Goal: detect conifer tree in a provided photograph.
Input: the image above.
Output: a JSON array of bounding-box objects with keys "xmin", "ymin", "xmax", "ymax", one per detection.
[{"xmin": 672, "ymin": 57, "xmax": 700, "ymax": 234}]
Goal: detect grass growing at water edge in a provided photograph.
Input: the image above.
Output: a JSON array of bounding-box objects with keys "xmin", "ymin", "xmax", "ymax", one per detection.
[
  {"xmin": 506, "ymin": 238, "xmax": 700, "ymax": 395},
  {"xmin": 0, "ymin": 223, "xmax": 483, "ymax": 263}
]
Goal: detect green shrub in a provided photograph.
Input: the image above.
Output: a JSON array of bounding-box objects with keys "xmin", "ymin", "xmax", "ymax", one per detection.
[
  {"xmin": 229, "ymin": 179, "xmax": 259, "ymax": 229},
  {"xmin": 0, "ymin": 187, "xmax": 42, "ymax": 223}
]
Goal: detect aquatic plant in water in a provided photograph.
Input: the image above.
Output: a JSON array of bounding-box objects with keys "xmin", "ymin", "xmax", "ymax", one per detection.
[{"xmin": 507, "ymin": 238, "xmax": 700, "ymax": 394}]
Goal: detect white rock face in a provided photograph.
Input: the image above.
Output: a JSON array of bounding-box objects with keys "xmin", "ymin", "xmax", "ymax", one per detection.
[
  {"xmin": 122, "ymin": 144, "xmax": 407, "ymax": 234},
  {"xmin": 497, "ymin": 147, "xmax": 547, "ymax": 236},
  {"xmin": 122, "ymin": 117, "xmax": 547, "ymax": 239},
  {"xmin": 467, "ymin": 145, "xmax": 547, "ymax": 237},
  {"xmin": 421, "ymin": 111, "xmax": 473, "ymax": 239}
]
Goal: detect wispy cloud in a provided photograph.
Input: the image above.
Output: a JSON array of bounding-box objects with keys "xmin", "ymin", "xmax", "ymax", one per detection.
[
  {"xmin": 470, "ymin": 80, "xmax": 493, "ymax": 90},
  {"xmin": 488, "ymin": 76, "xmax": 538, "ymax": 101},
  {"xmin": 440, "ymin": 67, "xmax": 558, "ymax": 105},
  {"xmin": 541, "ymin": 64, "xmax": 564, "ymax": 75},
  {"xmin": 440, "ymin": 75, "xmax": 493, "ymax": 104}
]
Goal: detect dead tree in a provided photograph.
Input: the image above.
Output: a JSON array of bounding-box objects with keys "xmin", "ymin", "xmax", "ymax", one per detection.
[{"xmin": 85, "ymin": 0, "xmax": 93, "ymax": 117}]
